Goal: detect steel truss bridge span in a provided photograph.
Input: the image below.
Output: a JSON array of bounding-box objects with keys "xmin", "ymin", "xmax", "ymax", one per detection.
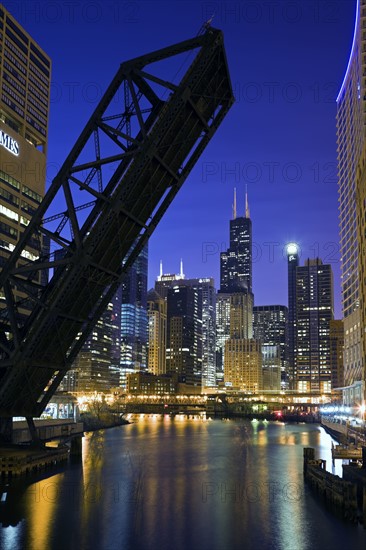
[{"xmin": 0, "ymin": 27, "xmax": 234, "ymax": 418}]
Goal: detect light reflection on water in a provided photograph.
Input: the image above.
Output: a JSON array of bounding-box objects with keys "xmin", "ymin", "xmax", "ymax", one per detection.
[{"xmin": 0, "ymin": 417, "xmax": 365, "ymax": 550}]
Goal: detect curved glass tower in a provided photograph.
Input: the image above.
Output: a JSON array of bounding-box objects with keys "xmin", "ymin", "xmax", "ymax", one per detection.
[{"xmin": 336, "ymin": 0, "xmax": 366, "ymax": 389}]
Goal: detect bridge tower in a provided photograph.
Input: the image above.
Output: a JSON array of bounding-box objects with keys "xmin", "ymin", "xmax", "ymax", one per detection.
[{"xmin": 0, "ymin": 27, "xmax": 234, "ymax": 436}]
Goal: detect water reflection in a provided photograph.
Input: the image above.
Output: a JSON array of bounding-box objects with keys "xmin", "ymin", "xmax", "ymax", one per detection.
[{"xmin": 0, "ymin": 418, "xmax": 365, "ymax": 550}]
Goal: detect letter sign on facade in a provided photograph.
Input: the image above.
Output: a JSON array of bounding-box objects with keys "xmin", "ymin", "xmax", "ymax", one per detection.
[{"xmin": 0, "ymin": 130, "xmax": 19, "ymax": 156}]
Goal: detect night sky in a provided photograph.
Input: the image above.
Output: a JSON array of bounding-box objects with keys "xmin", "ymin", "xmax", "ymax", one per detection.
[{"xmin": 3, "ymin": 0, "xmax": 357, "ymax": 318}]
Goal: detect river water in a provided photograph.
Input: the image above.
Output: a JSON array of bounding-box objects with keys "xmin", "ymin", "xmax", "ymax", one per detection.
[{"xmin": 1, "ymin": 416, "xmax": 366, "ymax": 550}]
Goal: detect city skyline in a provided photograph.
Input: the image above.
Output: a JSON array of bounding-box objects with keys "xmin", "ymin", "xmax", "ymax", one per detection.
[{"xmin": 2, "ymin": 0, "xmax": 358, "ymax": 318}]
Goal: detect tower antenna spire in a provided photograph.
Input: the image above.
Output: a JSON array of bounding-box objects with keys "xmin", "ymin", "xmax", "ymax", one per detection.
[
  {"xmin": 180, "ymin": 258, "xmax": 184, "ymax": 278},
  {"xmin": 233, "ymin": 187, "xmax": 237, "ymax": 219},
  {"xmin": 245, "ymin": 185, "xmax": 250, "ymax": 218},
  {"xmin": 159, "ymin": 260, "xmax": 163, "ymax": 278}
]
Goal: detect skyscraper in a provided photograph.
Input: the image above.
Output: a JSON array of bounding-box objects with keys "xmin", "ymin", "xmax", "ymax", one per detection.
[
  {"xmin": 120, "ymin": 245, "xmax": 148, "ymax": 388},
  {"xmin": 329, "ymin": 320, "xmax": 344, "ymax": 391},
  {"xmin": 253, "ymin": 305, "xmax": 288, "ymax": 389},
  {"xmin": 261, "ymin": 345, "xmax": 281, "ymax": 392},
  {"xmin": 230, "ymin": 292, "xmax": 253, "ymax": 339},
  {"xmin": 286, "ymin": 243, "xmax": 300, "ymax": 389},
  {"xmin": 166, "ymin": 284, "xmax": 202, "ymax": 389},
  {"xmin": 224, "ymin": 247, "xmax": 261, "ymax": 392},
  {"xmin": 220, "ymin": 188, "xmax": 252, "ymax": 293},
  {"xmin": 181, "ymin": 278, "xmax": 216, "ymax": 389},
  {"xmin": 336, "ymin": 0, "xmax": 366, "ymax": 398},
  {"xmin": 0, "ymin": 6, "xmax": 51, "ymax": 309},
  {"xmin": 155, "ymin": 260, "xmax": 185, "ymax": 299},
  {"xmin": 156, "ymin": 265, "xmax": 216, "ymax": 389},
  {"xmin": 356, "ymin": 147, "xmax": 366, "ymax": 408},
  {"xmin": 215, "ymin": 292, "xmax": 231, "ymax": 382},
  {"xmin": 71, "ymin": 301, "xmax": 118, "ymax": 392},
  {"xmin": 147, "ymin": 288, "xmax": 167, "ymax": 376},
  {"xmin": 218, "ymin": 189, "xmax": 254, "ymax": 384},
  {"xmin": 224, "ymin": 334, "xmax": 262, "ymax": 393},
  {"xmin": 295, "ymin": 258, "xmax": 334, "ymax": 394},
  {"xmin": 224, "ymin": 339, "xmax": 262, "ymax": 392}
]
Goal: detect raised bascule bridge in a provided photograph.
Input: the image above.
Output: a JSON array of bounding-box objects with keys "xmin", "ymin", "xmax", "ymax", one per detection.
[{"xmin": 0, "ymin": 27, "xmax": 234, "ymax": 440}]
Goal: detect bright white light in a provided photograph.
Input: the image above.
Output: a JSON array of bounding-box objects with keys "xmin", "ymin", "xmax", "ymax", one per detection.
[{"xmin": 286, "ymin": 243, "xmax": 298, "ymax": 255}]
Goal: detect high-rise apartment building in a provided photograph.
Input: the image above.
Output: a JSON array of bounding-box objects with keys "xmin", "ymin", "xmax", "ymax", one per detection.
[
  {"xmin": 253, "ymin": 305, "xmax": 288, "ymax": 389},
  {"xmin": 295, "ymin": 258, "xmax": 334, "ymax": 394},
  {"xmin": 337, "ymin": 0, "xmax": 366, "ymax": 399},
  {"xmin": 0, "ymin": 6, "xmax": 51, "ymax": 310}
]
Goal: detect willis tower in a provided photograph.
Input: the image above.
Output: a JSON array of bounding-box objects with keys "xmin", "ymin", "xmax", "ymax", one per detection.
[
  {"xmin": 216, "ymin": 189, "xmax": 254, "ymax": 381},
  {"xmin": 220, "ymin": 188, "xmax": 252, "ymax": 294}
]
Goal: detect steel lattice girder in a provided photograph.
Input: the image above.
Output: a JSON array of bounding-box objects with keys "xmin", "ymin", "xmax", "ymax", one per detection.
[{"xmin": 0, "ymin": 27, "xmax": 234, "ymax": 417}]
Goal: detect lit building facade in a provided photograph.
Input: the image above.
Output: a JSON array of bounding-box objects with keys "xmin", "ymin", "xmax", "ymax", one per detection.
[
  {"xmin": 219, "ymin": 189, "xmax": 255, "ymax": 390},
  {"xmin": 329, "ymin": 319, "xmax": 344, "ymax": 391},
  {"xmin": 336, "ymin": 0, "xmax": 366, "ymax": 394},
  {"xmin": 215, "ymin": 292, "xmax": 231, "ymax": 383},
  {"xmin": 286, "ymin": 243, "xmax": 299, "ymax": 389},
  {"xmin": 220, "ymin": 188, "xmax": 252, "ymax": 293},
  {"xmin": 185, "ymin": 277, "xmax": 216, "ymax": 388},
  {"xmin": 224, "ymin": 278, "xmax": 261, "ymax": 392},
  {"xmin": 71, "ymin": 301, "xmax": 118, "ymax": 392},
  {"xmin": 253, "ymin": 305, "xmax": 288, "ymax": 389},
  {"xmin": 0, "ymin": 6, "xmax": 51, "ymax": 312},
  {"xmin": 230, "ymin": 291, "xmax": 253, "ymax": 340},
  {"xmin": 156, "ymin": 266, "xmax": 216, "ymax": 389},
  {"xmin": 166, "ymin": 284, "xmax": 202, "ymax": 389},
  {"xmin": 127, "ymin": 372, "xmax": 177, "ymax": 395},
  {"xmin": 58, "ymin": 252, "xmax": 121, "ymax": 393},
  {"xmin": 356, "ymin": 143, "xmax": 366, "ymax": 406},
  {"xmin": 261, "ymin": 345, "xmax": 281, "ymax": 392},
  {"xmin": 120, "ymin": 245, "xmax": 148, "ymax": 388},
  {"xmin": 147, "ymin": 288, "xmax": 167, "ymax": 376},
  {"xmin": 295, "ymin": 258, "xmax": 334, "ymax": 394},
  {"xmin": 224, "ymin": 339, "xmax": 262, "ymax": 393}
]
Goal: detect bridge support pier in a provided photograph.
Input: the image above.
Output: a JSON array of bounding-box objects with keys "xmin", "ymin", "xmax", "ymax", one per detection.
[{"xmin": 0, "ymin": 417, "xmax": 13, "ymax": 443}]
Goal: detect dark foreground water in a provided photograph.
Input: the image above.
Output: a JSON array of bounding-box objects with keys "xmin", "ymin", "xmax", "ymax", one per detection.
[{"xmin": 1, "ymin": 416, "xmax": 366, "ymax": 550}]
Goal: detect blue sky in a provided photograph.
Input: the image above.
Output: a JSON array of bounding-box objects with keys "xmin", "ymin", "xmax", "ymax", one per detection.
[{"xmin": 4, "ymin": 0, "xmax": 357, "ymax": 317}]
